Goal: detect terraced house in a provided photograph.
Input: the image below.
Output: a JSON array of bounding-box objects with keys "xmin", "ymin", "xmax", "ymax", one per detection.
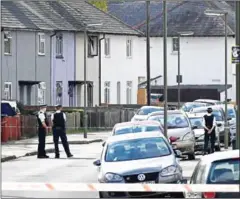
[{"xmin": 1, "ymin": 0, "xmax": 141, "ymax": 106}]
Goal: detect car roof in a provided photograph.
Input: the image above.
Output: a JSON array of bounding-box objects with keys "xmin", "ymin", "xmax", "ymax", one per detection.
[
  {"xmin": 106, "ymin": 131, "xmax": 165, "ymax": 144},
  {"xmin": 140, "ymin": 106, "xmax": 164, "ymax": 109},
  {"xmin": 149, "ymin": 110, "xmax": 183, "ymax": 116},
  {"xmin": 191, "ymin": 105, "xmax": 222, "ymax": 112},
  {"xmin": 194, "ymin": 99, "xmax": 220, "ymax": 103},
  {"xmin": 183, "ymin": 102, "xmax": 207, "ymax": 105},
  {"xmin": 200, "ymin": 150, "xmax": 239, "ymax": 164},
  {"xmin": 114, "ymin": 120, "xmax": 161, "ymax": 127}
]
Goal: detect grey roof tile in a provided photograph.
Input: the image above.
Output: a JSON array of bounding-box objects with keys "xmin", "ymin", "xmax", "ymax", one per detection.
[
  {"xmin": 108, "ymin": 1, "xmax": 236, "ymax": 36},
  {"xmin": 1, "ymin": 0, "xmax": 140, "ymax": 35}
]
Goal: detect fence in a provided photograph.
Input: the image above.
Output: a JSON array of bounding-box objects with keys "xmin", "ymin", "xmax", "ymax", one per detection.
[{"xmin": 1, "ymin": 107, "xmax": 136, "ymax": 141}]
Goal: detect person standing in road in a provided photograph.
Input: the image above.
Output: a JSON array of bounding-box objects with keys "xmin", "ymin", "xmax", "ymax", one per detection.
[
  {"xmin": 37, "ymin": 104, "xmax": 50, "ymax": 159},
  {"xmin": 51, "ymin": 104, "xmax": 73, "ymax": 158},
  {"xmin": 202, "ymin": 107, "xmax": 216, "ymax": 155}
]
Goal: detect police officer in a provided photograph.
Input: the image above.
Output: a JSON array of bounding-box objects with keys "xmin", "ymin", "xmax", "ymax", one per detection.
[
  {"xmin": 37, "ymin": 104, "xmax": 50, "ymax": 159},
  {"xmin": 51, "ymin": 105, "xmax": 73, "ymax": 158},
  {"xmin": 202, "ymin": 107, "xmax": 216, "ymax": 155}
]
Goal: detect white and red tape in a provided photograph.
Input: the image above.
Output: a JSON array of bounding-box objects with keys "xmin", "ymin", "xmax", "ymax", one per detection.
[{"xmin": 2, "ymin": 182, "xmax": 239, "ymax": 192}]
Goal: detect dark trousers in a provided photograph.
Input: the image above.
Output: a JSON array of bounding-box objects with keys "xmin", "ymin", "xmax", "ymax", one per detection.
[
  {"xmin": 38, "ymin": 128, "xmax": 46, "ymax": 156},
  {"xmin": 53, "ymin": 127, "xmax": 71, "ymax": 156},
  {"xmin": 204, "ymin": 129, "xmax": 216, "ymax": 154}
]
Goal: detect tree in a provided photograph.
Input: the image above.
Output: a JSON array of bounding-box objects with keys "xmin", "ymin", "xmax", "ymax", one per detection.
[{"xmin": 89, "ymin": 0, "xmax": 108, "ymax": 12}]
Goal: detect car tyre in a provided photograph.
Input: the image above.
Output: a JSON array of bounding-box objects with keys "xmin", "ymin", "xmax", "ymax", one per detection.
[
  {"xmin": 171, "ymin": 192, "xmax": 184, "ymax": 198},
  {"xmin": 188, "ymin": 153, "xmax": 195, "ymax": 160}
]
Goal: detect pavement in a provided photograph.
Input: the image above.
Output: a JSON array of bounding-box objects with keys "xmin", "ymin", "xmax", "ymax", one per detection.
[
  {"xmin": 2, "ymin": 131, "xmax": 232, "ymax": 198},
  {"xmin": 1, "ymin": 131, "xmax": 109, "ymax": 162}
]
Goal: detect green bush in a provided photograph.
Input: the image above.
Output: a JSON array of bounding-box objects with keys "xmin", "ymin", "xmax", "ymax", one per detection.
[{"xmin": 89, "ymin": 0, "xmax": 108, "ymax": 12}]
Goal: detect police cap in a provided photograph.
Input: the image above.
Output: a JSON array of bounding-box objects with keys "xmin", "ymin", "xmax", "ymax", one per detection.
[
  {"xmin": 55, "ymin": 104, "xmax": 62, "ymax": 108},
  {"xmin": 207, "ymin": 107, "xmax": 213, "ymax": 112},
  {"xmin": 39, "ymin": 104, "xmax": 47, "ymax": 108}
]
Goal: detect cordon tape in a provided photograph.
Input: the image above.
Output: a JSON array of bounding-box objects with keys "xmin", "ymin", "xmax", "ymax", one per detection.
[{"xmin": 2, "ymin": 182, "xmax": 239, "ymax": 192}]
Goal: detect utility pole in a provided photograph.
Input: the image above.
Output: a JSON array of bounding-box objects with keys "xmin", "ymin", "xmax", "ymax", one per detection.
[
  {"xmin": 146, "ymin": 0, "xmax": 151, "ymax": 106},
  {"xmin": 163, "ymin": 0, "xmax": 168, "ymax": 138},
  {"xmin": 83, "ymin": 28, "xmax": 87, "ymax": 138},
  {"xmin": 236, "ymin": 1, "xmax": 240, "ymax": 149},
  {"xmin": 177, "ymin": 35, "xmax": 181, "ymax": 109}
]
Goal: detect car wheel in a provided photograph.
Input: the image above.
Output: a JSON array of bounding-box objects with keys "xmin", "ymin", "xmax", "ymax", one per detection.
[
  {"xmin": 215, "ymin": 145, "xmax": 221, "ymax": 151},
  {"xmin": 188, "ymin": 153, "xmax": 195, "ymax": 160},
  {"xmin": 99, "ymin": 192, "xmax": 104, "ymax": 198},
  {"xmin": 171, "ymin": 192, "xmax": 184, "ymax": 198}
]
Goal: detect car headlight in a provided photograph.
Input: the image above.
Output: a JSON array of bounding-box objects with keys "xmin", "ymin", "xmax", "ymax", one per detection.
[
  {"xmin": 182, "ymin": 132, "xmax": 194, "ymax": 141},
  {"xmin": 160, "ymin": 165, "xmax": 177, "ymax": 177},
  {"xmin": 105, "ymin": 173, "xmax": 123, "ymax": 182}
]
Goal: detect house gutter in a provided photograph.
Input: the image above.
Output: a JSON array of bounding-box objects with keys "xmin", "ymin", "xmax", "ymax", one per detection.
[
  {"xmin": 50, "ymin": 31, "xmax": 57, "ymax": 105},
  {"xmin": 98, "ymin": 34, "xmax": 105, "ymax": 106}
]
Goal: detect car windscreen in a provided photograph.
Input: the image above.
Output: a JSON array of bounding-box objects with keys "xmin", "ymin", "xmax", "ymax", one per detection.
[
  {"xmin": 182, "ymin": 103, "xmax": 205, "ymax": 112},
  {"xmin": 148, "ymin": 114, "xmax": 189, "ymax": 128},
  {"xmin": 105, "ymin": 137, "xmax": 171, "ymax": 162},
  {"xmin": 227, "ymin": 108, "xmax": 236, "ymax": 119},
  {"xmin": 207, "ymin": 158, "xmax": 239, "ymax": 184},
  {"xmin": 136, "ymin": 107, "xmax": 163, "ymax": 115},
  {"xmin": 192, "ymin": 109, "xmax": 223, "ymax": 121},
  {"xmin": 114, "ymin": 125, "xmax": 162, "ymax": 135},
  {"xmin": 189, "ymin": 117, "xmax": 203, "ymax": 129}
]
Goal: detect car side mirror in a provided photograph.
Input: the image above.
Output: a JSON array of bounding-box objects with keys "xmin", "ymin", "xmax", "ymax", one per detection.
[
  {"xmin": 93, "ymin": 159, "xmax": 101, "ymax": 166},
  {"xmin": 227, "ymin": 117, "xmax": 232, "ymax": 121},
  {"xmin": 192, "ymin": 125, "xmax": 198, "ymax": 130},
  {"xmin": 181, "ymin": 179, "xmax": 188, "ymax": 184},
  {"xmin": 102, "ymin": 142, "xmax": 106, "ymax": 147},
  {"xmin": 174, "ymin": 149, "xmax": 182, "ymax": 158},
  {"xmin": 217, "ymin": 123, "xmax": 222, "ymax": 127}
]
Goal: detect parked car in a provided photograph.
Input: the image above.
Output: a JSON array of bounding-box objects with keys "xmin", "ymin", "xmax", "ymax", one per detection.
[
  {"xmin": 218, "ymin": 104, "xmax": 236, "ymax": 127},
  {"xmin": 181, "ymin": 102, "xmax": 207, "ymax": 113},
  {"xmin": 190, "ymin": 106, "xmax": 231, "ymax": 145},
  {"xmin": 187, "ymin": 113, "xmax": 221, "ymax": 152},
  {"xmin": 194, "ymin": 99, "xmax": 222, "ymax": 105},
  {"xmin": 147, "ymin": 110, "xmax": 196, "ymax": 160},
  {"xmin": 131, "ymin": 106, "xmax": 164, "ymax": 122},
  {"xmin": 230, "ymin": 123, "xmax": 236, "ymax": 149},
  {"xmin": 184, "ymin": 149, "xmax": 240, "ymax": 198},
  {"xmin": 93, "ymin": 131, "xmax": 184, "ymax": 198}
]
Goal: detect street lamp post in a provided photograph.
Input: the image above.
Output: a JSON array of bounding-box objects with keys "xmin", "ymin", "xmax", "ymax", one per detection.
[
  {"xmin": 205, "ymin": 10, "xmax": 229, "ymax": 149},
  {"xmin": 83, "ymin": 23, "xmax": 102, "ymax": 139},
  {"xmin": 176, "ymin": 31, "xmax": 194, "ymax": 109}
]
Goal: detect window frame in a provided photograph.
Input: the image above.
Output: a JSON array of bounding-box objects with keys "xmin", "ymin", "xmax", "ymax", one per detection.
[
  {"xmin": 4, "ymin": 31, "xmax": 12, "ymax": 55},
  {"xmin": 117, "ymin": 81, "xmax": 121, "ymax": 104},
  {"xmin": 3, "ymin": 82, "xmax": 12, "ymax": 100},
  {"xmin": 38, "ymin": 32, "xmax": 46, "ymax": 55},
  {"xmin": 104, "ymin": 81, "xmax": 110, "ymax": 104},
  {"xmin": 126, "ymin": 38, "xmax": 132, "ymax": 58},
  {"xmin": 56, "ymin": 33, "xmax": 63, "ymax": 58},
  {"xmin": 172, "ymin": 37, "xmax": 179, "ymax": 53},
  {"xmin": 88, "ymin": 35, "xmax": 98, "ymax": 57},
  {"xmin": 104, "ymin": 38, "xmax": 110, "ymax": 57},
  {"xmin": 126, "ymin": 81, "xmax": 132, "ymax": 104}
]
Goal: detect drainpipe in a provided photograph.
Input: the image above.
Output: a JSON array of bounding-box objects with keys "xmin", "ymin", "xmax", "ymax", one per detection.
[
  {"xmin": 50, "ymin": 31, "xmax": 57, "ymax": 105},
  {"xmin": 98, "ymin": 34, "xmax": 105, "ymax": 106}
]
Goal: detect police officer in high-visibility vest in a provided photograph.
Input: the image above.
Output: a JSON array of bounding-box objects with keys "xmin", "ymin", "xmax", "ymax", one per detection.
[
  {"xmin": 37, "ymin": 104, "xmax": 50, "ymax": 158},
  {"xmin": 51, "ymin": 104, "xmax": 73, "ymax": 158},
  {"xmin": 202, "ymin": 107, "xmax": 216, "ymax": 155}
]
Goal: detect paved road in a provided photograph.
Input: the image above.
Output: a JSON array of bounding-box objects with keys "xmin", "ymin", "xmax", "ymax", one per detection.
[{"xmin": 2, "ymin": 142, "xmax": 200, "ymax": 198}]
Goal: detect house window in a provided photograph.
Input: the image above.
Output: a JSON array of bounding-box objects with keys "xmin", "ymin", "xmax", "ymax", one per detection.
[
  {"xmin": 56, "ymin": 33, "xmax": 63, "ymax": 57},
  {"xmin": 3, "ymin": 82, "xmax": 12, "ymax": 100},
  {"xmin": 88, "ymin": 35, "xmax": 98, "ymax": 57},
  {"xmin": 126, "ymin": 38, "xmax": 132, "ymax": 57},
  {"xmin": 117, "ymin": 81, "xmax": 121, "ymax": 104},
  {"xmin": 172, "ymin": 37, "xmax": 179, "ymax": 52},
  {"xmin": 104, "ymin": 81, "xmax": 110, "ymax": 104},
  {"xmin": 38, "ymin": 33, "xmax": 45, "ymax": 55},
  {"xmin": 56, "ymin": 81, "xmax": 63, "ymax": 105},
  {"xmin": 104, "ymin": 38, "xmax": 110, "ymax": 57},
  {"xmin": 126, "ymin": 81, "xmax": 132, "ymax": 104},
  {"xmin": 4, "ymin": 31, "xmax": 12, "ymax": 55}
]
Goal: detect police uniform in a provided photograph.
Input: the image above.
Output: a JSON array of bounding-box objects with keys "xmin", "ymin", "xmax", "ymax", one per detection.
[
  {"xmin": 51, "ymin": 105, "xmax": 73, "ymax": 158},
  {"xmin": 202, "ymin": 109, "xmax": 216, "ymax": 154},
  {"xmin": 37, "ymin": 104, "xmax": 49, "ymax": 158}
]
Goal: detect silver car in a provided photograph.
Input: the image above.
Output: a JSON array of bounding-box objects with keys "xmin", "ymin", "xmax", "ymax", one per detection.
[
  {"xmin": 187, "ymin": 113, "xmax": 221, "ymax": 152},
  {"xmin": 194, "ymin": 99, "xmax": 222, "ymax": 105},
  {"xmin": 147, "ymin": 110, "xmax": 196, "ymax": 160},
  {"xmin": 94, "ymin": 131, "xmax": 184, "ymax": 198},
  {"xmin": 131, "ymin": 106, "xmax": 164, "ymax": 121}
]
